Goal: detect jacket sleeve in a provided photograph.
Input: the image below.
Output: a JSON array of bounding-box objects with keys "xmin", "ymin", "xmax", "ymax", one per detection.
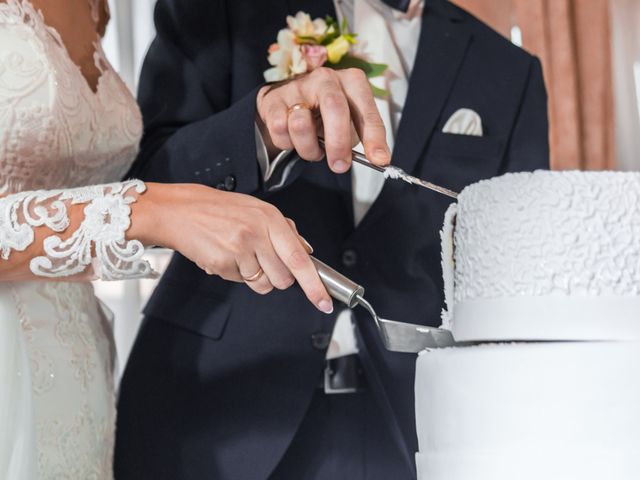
[
  {"xmin": 125, "ymin": 0, "xmax": 262, "ymax": 194},
  {"xmin": 502, "ymin": 56, "xmax": 550, "ymax": 172}
]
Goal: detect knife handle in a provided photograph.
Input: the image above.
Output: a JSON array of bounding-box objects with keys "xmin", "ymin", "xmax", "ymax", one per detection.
[
  {"xmin": 311, "ymin": 256, "xmax": 364, "ymax": 308},
  {"xmin": 317, "ymin": 138, "xmax": 386, "ymax": 174}
]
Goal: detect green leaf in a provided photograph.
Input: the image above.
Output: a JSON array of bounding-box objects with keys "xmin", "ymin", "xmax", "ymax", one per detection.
[
  {"xmin": 330, "ymin": 55, "xmax": 388, "ymax": 78},
  {"xmin": 341, "ymin": 16, "xmax": 350, "ymax": 34},
  {"xmin": 343, "ymin": 33, "xmax": 357, "ymax": 44},
  {"xmin": 364, "ymin": 62, "xmax": 387, "ymax": 77},
  {"xmin": 296, "ymin": 35, "xmax": 320, "ymax": 44},
  {"xmin": 370, "ymin": 83, "xmax": 389, "ymax": 98},
  {"xmin": 325, "ymin": 15, "xmax": 338, "ymax": 29}
]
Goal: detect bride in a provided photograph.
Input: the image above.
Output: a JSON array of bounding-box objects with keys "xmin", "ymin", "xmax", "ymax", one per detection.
[{"xmin": 0, "ymin": 0, "xmax": 333, "ymax": 478}]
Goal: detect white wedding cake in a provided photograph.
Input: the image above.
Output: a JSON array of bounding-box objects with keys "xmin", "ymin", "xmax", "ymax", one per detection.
[{"xmin": 415, "ymin": 171, "xmax": 640, "ymax": 480}]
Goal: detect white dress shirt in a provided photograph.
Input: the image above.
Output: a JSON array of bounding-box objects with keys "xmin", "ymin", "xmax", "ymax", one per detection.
[
  {"xmin": 328, "ymin": 0, "xmax": 423, "ymax": 359},
  {"xmin": 256, "ymin": 0, "xmax": 424, "ymax": 359}
]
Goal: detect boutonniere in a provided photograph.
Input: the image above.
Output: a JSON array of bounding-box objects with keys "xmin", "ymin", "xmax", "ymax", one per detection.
[{"xmin": 263, "ymin": 11, "xmax": 389, "ymax": 97}]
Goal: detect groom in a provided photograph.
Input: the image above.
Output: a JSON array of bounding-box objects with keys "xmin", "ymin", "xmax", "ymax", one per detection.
[{"xmin": 115, "ymin": 0, "xmax": 549, "ymax": 478}]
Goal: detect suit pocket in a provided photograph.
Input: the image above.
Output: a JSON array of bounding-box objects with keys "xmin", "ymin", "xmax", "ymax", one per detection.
[
  {"xmin": 423, "ymin": 132, "xmax": 504, "ymax": 192},
  {"xmin": 143, "ymin": 279, "xmax": 232, "ymax": 340}
]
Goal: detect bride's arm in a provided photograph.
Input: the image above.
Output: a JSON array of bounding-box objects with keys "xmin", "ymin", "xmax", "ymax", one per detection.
[
  {"xmin": 0, "ymin": 180, "xmax": 152, "ymax": 282},
  {"xmin": 0, "ymin": 180, "xmax": 334, "ymax": 313}
]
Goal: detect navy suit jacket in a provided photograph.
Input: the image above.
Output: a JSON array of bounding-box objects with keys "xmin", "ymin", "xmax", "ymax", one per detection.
[{"xmin": 116, "ymin": 0, "xmax": 549, "ymax": 478}]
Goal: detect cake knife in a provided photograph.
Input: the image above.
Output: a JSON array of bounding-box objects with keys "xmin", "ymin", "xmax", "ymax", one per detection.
[
  {"xmin": 317, "ymin": 138, "xmax": 459, "ymax": 200},
  {"xmin": 311, "ymin": 257, "xmax": 458, "ymax": 352}
]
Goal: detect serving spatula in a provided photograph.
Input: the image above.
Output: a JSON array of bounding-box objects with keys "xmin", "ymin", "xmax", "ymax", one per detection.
[{"xmin": 311, "ymin": 257, "xmax": 458, "ymax": 352}]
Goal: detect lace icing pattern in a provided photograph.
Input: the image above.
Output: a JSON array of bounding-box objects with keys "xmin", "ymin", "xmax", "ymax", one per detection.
[
  {"xmin": 0, "ymin": 180, "xmax": 154, "ymax": 280},
  {"xmin": 452, "ymin": 171, "xmax": 640, "ymax": 303}
]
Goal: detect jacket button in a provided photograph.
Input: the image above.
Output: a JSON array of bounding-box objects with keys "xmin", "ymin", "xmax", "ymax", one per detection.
[
  {"xmin": 224, "ymin": 175, "xmax": 237, "ymax": 191},
  {"xmin": 311, "ymin": 332, "xmax": 331, "ymax": 350},
  {"xmin": 341, "ymin": 249, "xmax": 357, "ymax": 268}
]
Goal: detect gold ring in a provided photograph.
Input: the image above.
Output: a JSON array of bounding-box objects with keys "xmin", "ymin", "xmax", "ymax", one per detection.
[
  {"xmin": 287, "ymin": 102, "xmax": 313, "ymax": 115},
  {"xmin": 243, "ymin": 267, "xmax": 264, "ymax": 282}
]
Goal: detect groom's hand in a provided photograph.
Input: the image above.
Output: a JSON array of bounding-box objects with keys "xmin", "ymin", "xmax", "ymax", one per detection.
[{"xmin": 256, "ymin": 67, "xmax": 391, "ymax": 173}]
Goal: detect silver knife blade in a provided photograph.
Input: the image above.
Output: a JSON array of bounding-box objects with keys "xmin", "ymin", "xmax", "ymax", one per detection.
[{"xmin": 317, "ymin": 138, "xmax": 458, "ymax": 199}]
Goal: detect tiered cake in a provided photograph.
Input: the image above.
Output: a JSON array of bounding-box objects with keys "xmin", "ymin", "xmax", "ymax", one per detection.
[{"xmin": 416, "ymin": 171, "xmax": 640, "ymax": 480}]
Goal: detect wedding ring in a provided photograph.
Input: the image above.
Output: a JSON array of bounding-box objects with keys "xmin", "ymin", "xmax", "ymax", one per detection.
[
  {"xmin": 243, "ymin": 267, "xmax": 264, "ymax": 282},
  {"xmin": 287, "ymin": 102, "xmax": 313, "ymax": 115}
]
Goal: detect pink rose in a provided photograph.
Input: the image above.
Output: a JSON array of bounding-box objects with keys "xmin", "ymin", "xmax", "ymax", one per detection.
[{"xmin": 301, "ymin": 45, "xmax": 328, "ymax": 71}]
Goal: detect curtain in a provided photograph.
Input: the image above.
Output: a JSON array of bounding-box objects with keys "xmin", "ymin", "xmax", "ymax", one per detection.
[
  {"xmin": 610, "ymin": 0, "xmax": 640, "ymax": 171},
  {"xmin": 452, "ymin": 0, "xmax": 615, "ymax": 171}
]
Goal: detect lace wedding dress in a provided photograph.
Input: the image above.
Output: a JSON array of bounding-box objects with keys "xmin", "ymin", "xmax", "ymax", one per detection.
[{"xmin": 0, "ymin": 1, "xmax": 154, "ymax": 478}]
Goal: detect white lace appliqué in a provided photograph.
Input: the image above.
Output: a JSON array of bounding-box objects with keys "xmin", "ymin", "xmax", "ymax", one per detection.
[{"xmin": 0, "ymin": 179, "xmax": 155, "ymax": 280}]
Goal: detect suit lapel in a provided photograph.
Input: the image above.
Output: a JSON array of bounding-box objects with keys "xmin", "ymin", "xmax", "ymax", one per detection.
[
  {"xmin": 392, "ymin": 0, "xmax": 470, "ymax": 176},
  {"xmin": 353, "ymin": 1, "xmax": 471, "ymax": 233}
]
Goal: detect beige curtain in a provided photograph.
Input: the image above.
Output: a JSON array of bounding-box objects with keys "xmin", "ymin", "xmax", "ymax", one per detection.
[
  {"xmin": 452, "ymin": 0, "xmax": 615, "ymax": 170},
  {"xmin": 611, "ymin": 0, "xmax": 640, "ymax": 171}
]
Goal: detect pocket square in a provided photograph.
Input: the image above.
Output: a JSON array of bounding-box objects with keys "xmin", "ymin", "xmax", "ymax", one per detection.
[{"xmin": 442, "ymin": 108, "xmax": 483, "ymax": 136}]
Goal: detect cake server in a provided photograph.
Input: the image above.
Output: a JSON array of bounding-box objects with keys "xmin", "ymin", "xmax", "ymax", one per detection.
[
  {"xmin": 311, "ymin": 257, "xmax": 457, "ymax": 352},
  {"xmin": 317, "ymin": 138, "xmax": 459, "ymax": 200}
]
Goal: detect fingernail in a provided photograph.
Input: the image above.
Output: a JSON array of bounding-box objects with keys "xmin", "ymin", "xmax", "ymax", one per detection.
[
  {"xmin": 318, "ymin": 299, "xmax": 334, "ymax": 314},
  {"xmin": 333, "ymin": 160, "xmax": 349, "ymax": 173},
  {"xmin": 302, "ymin": 238, "xmax": 314, "ymax": 254},
  {"xmin": 374, "ymin": 148, "xmax": 390, "ymax": 163}
]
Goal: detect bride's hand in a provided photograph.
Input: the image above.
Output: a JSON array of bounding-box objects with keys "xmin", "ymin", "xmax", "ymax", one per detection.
[{"xmin": 130, "ymin": 183, "xmax": 334, "ymax": 314}]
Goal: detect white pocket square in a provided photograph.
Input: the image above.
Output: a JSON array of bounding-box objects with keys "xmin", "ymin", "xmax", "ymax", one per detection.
[{"xmin": 442, "ymin": 108, "xmax": 483, "ymax": 136}]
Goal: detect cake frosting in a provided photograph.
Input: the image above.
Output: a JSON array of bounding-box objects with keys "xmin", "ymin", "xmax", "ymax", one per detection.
[
  {"xmin": 442, "ymin": 170, "xmax": 640, "ymax": 341},
  {"xmin": 415, "ymin": 342, "xmax": 640, "ymax": 480}
]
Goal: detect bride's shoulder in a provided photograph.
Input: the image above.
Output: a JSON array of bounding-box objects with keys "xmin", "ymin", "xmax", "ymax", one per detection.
[{"xmin": 0, "ymin": 1, "xmax": 51, "ymax": 104}]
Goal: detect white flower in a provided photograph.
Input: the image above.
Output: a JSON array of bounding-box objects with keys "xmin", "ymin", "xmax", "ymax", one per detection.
[
  {"xmin": 286, "ymin": 11, "xmax": 327, "ymax": 38},
  {"xmin": 264, "ymin": 28, "xmax": 308, "ymax": 82}
]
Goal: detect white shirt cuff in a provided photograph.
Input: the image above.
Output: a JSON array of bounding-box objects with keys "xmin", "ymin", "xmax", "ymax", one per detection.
[{"xmin": 254, "ymin": 123, "xmax": 295, "ymax": 185}]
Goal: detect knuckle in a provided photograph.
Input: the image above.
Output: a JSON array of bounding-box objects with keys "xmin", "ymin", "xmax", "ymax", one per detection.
[
  {"xmin": 273, "ymin": 275, "xmax": 295, "ymax": 290},
  {"xmin": 344, "ymin": 67, "xmax": 366, "ymax": 82},
  {"xmin": 261, "ymin": 202, "xmax": 281, "ymax": 219},
  {"xmin": 202, "ymin": 258, "xmax": 219, "ymax": 273},
  {"xmin": 269, "ymin": 116, "xmax": 289, "ymax": 138},
  {"xmin": 288, "ymin": 248, "xmax": 309, "ymax": 270},
  {"xmin": 364, "ymin": 111, "xmax": 385, "ymax": 127},
  {"xmin": 231, "ymin": 224, "xmax": 257, "ymax": 246},
  {"xmin": 312, "ymin": 67, "xmax": 333, "ymax": 80},
  {"xmin": 323, "ymin": 92, "xmax": 346, "ymax": 110}
]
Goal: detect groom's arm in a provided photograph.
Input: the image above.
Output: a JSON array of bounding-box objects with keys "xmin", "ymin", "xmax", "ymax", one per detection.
[
  {"xmin": 501, "ymin": 56, "xmax": 550, "ymax": 172},
  {"xmin": 127, "ymin": 0, "xmax": 392, "ymax": 194},
  {"xmin": 126, "ymin": 0, "xmax": 262, "ymax": 194}
]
